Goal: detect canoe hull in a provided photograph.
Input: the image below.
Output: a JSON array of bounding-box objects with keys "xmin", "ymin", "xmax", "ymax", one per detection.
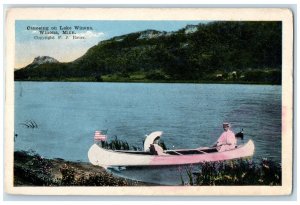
[{"xmin": 88, "ymin": 140, "xmax": 255, "ymax": 168}]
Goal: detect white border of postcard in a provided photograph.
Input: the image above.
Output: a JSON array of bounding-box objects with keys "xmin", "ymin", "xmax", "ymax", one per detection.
[{"xmin": 5, "ymin": 8, "xmax": 293, "ymax": 196}]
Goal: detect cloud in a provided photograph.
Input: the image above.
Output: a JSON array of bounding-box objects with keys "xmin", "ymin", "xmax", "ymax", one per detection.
[
  {"xmin": 76, "ymin": 31, "xmax": 105, "ymax": 38},
  {"xmin": 31, "ymin": 30, "xmax": 39, "ymax": 34}
]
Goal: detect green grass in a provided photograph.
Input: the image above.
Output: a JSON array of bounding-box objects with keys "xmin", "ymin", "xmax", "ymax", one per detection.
[
  {"xmin": 99, "ymin": 136, "xmax": 167, "ymax": 151},
  {"xmin": 181, "ymin": 159, "xmax": 281, "ymax": 186},
  {"xmin": 101, "ymin": 136, "xmax": 131, "ymax": 150}
]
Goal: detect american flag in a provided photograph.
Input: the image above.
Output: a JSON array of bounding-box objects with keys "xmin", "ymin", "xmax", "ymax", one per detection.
[{"xmin": 94, "ymin": 130, "xmax": 107, "ymax": 141}]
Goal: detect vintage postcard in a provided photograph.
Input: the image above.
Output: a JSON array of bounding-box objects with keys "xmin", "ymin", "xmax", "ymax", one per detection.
[{"xmin": 5, "ymin": 8, "xmax": 293, "ymax": 195}]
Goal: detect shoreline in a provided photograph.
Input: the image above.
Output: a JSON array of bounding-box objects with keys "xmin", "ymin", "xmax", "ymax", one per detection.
[
  {"xmin": 14, "ymin": 150, "xmax": 282, "ymax": 186},
  {"xmin": 14, "ymin": 151, "xmax": 157, "ymax": 186},
  {"xmin": 14, "ymin": 79, "xmax": 281, "ymax": 85}
]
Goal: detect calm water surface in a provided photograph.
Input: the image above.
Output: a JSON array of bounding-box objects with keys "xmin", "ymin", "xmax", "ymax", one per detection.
[{"xmin": 14, "ymin": 82, "xmax": 281, "ymax": 185}]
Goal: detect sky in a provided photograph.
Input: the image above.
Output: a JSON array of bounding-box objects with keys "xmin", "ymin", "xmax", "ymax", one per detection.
[{"xmin": 15, "ymin": 20, "xmax": 208, "ymax": 68}]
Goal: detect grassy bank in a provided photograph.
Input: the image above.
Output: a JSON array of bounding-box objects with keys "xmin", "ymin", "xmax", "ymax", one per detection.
[{"xmin": 14, "ymin": 150, "xmax": 152, "ymax": 186}]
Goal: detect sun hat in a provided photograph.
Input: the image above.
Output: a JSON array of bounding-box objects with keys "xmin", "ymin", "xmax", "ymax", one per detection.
[{"xmin": 223, "ymin": 122, "xmax": 230, "ymax": 127}]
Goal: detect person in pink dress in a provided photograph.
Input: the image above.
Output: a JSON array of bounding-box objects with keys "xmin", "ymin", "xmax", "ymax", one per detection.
[{"xmin": 213, "ymin": 122, "xmax": 237, "ymax": 152}]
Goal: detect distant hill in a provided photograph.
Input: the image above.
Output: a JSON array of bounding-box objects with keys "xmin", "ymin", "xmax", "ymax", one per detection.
[
  {"xmin": 14, "ymin": 21, "xmax": 282, "ymax": 84},
  {"xmin": 21, "ymin": 56, "xmax": 59, "ymax": 69}
]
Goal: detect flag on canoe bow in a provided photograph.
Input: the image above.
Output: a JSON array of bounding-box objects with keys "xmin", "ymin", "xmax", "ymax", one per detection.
[{"xmin": 94, "ymin": 130, "xmax": 107, "ymax": 141}]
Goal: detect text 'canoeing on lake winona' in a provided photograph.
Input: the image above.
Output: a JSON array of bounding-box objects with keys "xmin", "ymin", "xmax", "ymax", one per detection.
[{"xmin": 26, "ymin": 25, "xmax": 94, "ymax": 40}]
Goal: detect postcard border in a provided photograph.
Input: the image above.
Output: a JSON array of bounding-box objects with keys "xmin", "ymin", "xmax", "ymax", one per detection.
[{"xmin": 5, "ymin": 7, "xmax": 294, "ymax": 196}]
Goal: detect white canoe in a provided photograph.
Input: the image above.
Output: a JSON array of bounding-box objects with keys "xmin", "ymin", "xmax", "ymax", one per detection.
[{"xmin": 88, "ymin": 139, "xmax": 255, "ymax": 168}]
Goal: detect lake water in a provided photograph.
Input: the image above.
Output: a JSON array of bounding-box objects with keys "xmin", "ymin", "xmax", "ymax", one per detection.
[{"xmin": 14, "ymin": 82, "xmax": 281, "ymax": 185}]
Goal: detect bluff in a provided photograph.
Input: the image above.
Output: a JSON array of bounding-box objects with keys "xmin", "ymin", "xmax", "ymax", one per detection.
[
  {"xmin": 14, "ymin": 21, "xmax": 282, "ymax": 84},
  {"xmin": 25, "ymin": 56, "xmax": 59, "ymax": 68}
]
